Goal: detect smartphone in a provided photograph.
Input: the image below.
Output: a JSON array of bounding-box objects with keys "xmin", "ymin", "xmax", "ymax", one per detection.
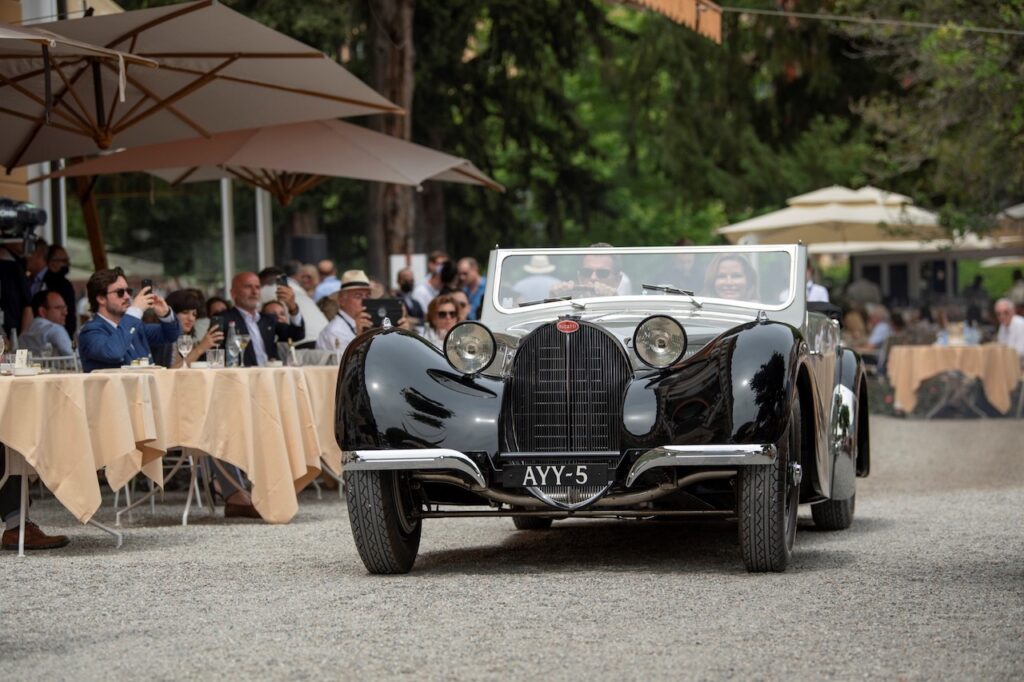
[
  {"xmin": 276, "ymin": 274, "xmax": 289, "ymax": 287},
  {"xmin": 141, "ymin": 278, "xmax": 153, "ymax": 292},
  {"xmin": 209, "ymin": 314, "xmax": 224, "ymax": 342},
  {"xmin": 364, "ymin": 298, "xmax": 403, "ymax": 328}
]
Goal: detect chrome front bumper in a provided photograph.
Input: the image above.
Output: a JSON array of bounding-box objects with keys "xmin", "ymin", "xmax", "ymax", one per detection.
[{"xmin": 343, "ymin": 444, "xmax": 776, "ymax": 489}]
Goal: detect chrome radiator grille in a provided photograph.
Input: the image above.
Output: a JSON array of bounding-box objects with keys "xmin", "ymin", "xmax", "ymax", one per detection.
[{"xmin": 505, "ymin": 321, "xmax": 630, "ymax": 454}]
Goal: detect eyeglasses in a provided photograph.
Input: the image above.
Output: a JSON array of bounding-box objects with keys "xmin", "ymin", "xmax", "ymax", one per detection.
[
  {"xmin": 436, "ymin": 310, "xmax": 458, "ymax": 319},
  {"xmin": 106, "ymin": 287, "xmax": 134, "ymax": 298},
  {"xmin": 579, "ymin": 268, "xmax": 612, "ymax": 279}
]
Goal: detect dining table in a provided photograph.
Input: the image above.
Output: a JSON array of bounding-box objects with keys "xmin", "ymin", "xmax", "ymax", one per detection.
[
  {"xmin": 886, "ymin": 343, "xmax": 1022, "ymax": 414},
  {"xmin": 108, "ymin": 365, "xmax": 333, "ymax": 524},
  {"xmin": 0, "ymin": 371, "xmax": 166, "ymax": 525}
]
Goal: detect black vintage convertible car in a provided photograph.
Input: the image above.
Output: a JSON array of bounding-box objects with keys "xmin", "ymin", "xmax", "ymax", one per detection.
[{"xmin": 336, "ymin": 245, "xmax": 869, "ymax": 573}]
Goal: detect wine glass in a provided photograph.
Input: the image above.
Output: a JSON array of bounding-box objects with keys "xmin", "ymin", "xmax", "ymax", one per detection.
[
  {"xmin": 235, "ymin": 334, "xmax": 251, "ymax": 367},
  {"xmin": 176, "ymin": 335, "xmax": 195, "ymax": 368}
]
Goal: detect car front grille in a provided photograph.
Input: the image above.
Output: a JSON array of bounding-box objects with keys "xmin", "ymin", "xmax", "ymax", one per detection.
[{"xmin": 504, "ymin": 321, "xmax": 630, "ymax": 454}]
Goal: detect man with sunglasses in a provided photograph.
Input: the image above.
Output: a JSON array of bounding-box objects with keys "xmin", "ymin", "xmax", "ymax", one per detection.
[
  {"xmin": 78, "ymin": 268, "xmax": 180, "ymax": 373},
  {"xmin": 550, "ymin": 246, "xmax": 626, "ymax": 299}
]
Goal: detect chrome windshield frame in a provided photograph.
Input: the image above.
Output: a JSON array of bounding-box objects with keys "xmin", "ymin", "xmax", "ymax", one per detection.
[{"xmin": 488, "ymin": 245, "xmax": 801, "ymax": 316}]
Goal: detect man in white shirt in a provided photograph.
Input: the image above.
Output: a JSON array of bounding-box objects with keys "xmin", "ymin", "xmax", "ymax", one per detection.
[
  {"xmin": 258, "ymin": 265, "xmax": 327, "ymax": 346},
  {"xmin": 806, "ymin": 263, "xmax": 830, "ymax": 303},
  {"xmin": 318, "ymin": 270, "xmax": 373, "ymax": 354},
  {"xmin": 412, "ymin": 251, "xmax": 448, "ymax": 314},
  {"xmin": 21, "ymin": 290, "xmax": 74, "ymax": 356},
  {"xmin": 995, "ymin": 298, "xmax": 1024, "ymax": 363}
]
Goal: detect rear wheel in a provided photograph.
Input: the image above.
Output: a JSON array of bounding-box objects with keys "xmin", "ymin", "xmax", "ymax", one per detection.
[
  {"xmin": 737, "ymin": 402, "xmax": 802, "ymax": 572},
  {"xmin": 812, "ymin": 494, "xmax": 855, "ymax": 530},
  {"xmin": 512, "ymin": 512, "xmax": 553, "ymax": 531},
  {"xmin": 345, "ymin": 470, "xmax": 421, "ymax": 574}
]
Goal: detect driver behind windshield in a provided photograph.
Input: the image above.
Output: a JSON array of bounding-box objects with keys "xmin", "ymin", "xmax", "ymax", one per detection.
[
  {"xmin": 703, "ymin": 253, "xmax": 759, "ymax": 301},
  {"xmin": 549, "ymin": 251, "xmax": 624, "ymax": 299}
]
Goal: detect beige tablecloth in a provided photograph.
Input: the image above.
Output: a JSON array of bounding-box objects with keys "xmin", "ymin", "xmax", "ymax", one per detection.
[
  {"xmin": 887, "ymin": 344, "xmax": 1022, "ymax": 413},
  {"xmin": 137, "ymin": 366, "xmax": 324, "ymax": 524},
  {"xmin": 0, "ymin": 372, "xmax": 165, "ymax": 522},
  {"xmin": 300, "ymin": 365, "xmax": 342, "ymax": 475}
]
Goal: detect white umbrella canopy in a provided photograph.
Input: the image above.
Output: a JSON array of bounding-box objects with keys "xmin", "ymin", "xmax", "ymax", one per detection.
[
  {"xmin": 4, "ymin": 0, "xmax": 400, "ymax": 169},
  {"xmin": 718, "ymin": 184, "xmax": 944, "ymax": 245},
  {"xmin": 0, "ymin": 21, "xmax": 158, "ymax": 145},
  {"xmin": 39, "ymin": 119, "xmax": 503, "ymax": 205}
]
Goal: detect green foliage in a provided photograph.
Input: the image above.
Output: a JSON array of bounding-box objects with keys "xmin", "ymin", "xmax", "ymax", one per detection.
[{"xmin": 838, "ymin": 0, "xmax": 1024, "ymax": 230}]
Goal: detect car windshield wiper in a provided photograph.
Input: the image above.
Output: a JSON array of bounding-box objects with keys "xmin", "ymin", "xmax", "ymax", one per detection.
[
  {"xmin": 642, "ymin": 284, "xmax": 703, "ymax": 309},
  {"xmin": 518, "ymin": 296, "xmax": 586, "ymax": 310}
]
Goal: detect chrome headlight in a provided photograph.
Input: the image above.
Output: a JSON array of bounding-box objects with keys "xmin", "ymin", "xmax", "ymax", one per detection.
[
  {"xmin": 633, "ymin": 315, "xmax": 687, "ymax": 369},
  {"xmin": 444, "ymin": 322, "xmax": 496, "ymax": 374}
]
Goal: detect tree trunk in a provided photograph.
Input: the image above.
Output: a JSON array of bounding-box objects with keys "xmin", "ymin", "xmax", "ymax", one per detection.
[{"xmin": 366, "ymin": 0, "xmax": 416, "ymax": 280}]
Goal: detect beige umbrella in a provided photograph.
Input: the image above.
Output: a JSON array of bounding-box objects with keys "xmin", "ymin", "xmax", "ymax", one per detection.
[
  {"xmin": 38, "ymin": 119, "xmax": 503, "ymax": 204},
  {"xmin": 0, "ymin": 21, "xmax": 157, "ymax": 133},
  {"xmin": 4, "ymin": 0, "xmax": 400, "ymax": 169},
  {"xmin": 718, "ymin": 185, "xmax": 945, "ymax": 245}
]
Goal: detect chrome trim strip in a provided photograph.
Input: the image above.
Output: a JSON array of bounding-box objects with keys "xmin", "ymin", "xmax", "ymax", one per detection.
[
  {"xmin": 626, "ymin": 444, "xmax": 777, "ymax": 487},
  {"xmin": 346, "ymin": 449, "xmax": 486, "ymax": 488}
]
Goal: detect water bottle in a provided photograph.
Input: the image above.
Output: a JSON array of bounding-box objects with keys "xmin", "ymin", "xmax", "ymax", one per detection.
[{"xmin": 225, "ymin": 320, "xmax": 238, "ymax": 367}]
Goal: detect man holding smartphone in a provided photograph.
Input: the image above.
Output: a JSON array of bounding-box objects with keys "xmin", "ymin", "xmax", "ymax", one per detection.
[
  {"xmin": 78, "ymin": 268, "xmax": 180, "ymax": 372},
  {"xmin": 317, "ymin": 270, "xmax": 373, "ymax": 354}
]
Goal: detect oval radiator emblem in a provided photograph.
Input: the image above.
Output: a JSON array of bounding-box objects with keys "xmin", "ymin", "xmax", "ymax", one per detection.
[{"xmin": 556, "ymin": 319, "xmax": 579, "ymax": 334}]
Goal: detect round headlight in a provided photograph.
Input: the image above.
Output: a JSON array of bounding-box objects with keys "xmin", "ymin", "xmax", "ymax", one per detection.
[
  {"xmin": 633, "ymin": 315, "xmax": 687, "ymax": 369},
  {"xmin": 444, "ymin": 322, "xmax": 496, "ymax": 374}
]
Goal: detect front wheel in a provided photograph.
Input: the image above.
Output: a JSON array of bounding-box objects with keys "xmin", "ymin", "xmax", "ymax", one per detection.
[
  {"xmin": 345, "ymin": 470, "xmax": 422, "ymax": 574},
  {"xmin": 737, "ymin": 402, "xmax": 802, "ymax": 572}
]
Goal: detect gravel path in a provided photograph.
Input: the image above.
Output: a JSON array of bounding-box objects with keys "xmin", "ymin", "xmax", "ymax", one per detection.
[{"xmin": 3, "ymin": 416, "xmax": 1022, "ymax": 680}]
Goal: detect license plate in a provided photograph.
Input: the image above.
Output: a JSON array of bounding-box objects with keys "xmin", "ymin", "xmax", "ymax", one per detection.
[{"xmin": 502, "ymin": 464, "xmax": 608, "ymax": 487}]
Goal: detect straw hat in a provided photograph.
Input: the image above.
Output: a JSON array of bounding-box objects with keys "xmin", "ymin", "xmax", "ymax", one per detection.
[
  {"xmin": 523, "ymin": 255, "xmax": 556, "ymax": 274},
  {"xmin": 339, "ymin": 269, "xmax": 371, "ymax": 290}
]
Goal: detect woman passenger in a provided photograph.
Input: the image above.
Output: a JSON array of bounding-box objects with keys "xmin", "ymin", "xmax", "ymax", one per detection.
[{"xmin": 703, "ymin": 254, "xmax": 758, "ymax": 301}]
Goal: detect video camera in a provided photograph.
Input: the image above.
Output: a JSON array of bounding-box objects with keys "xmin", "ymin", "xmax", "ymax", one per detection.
[{"xmin": 0, "ymin": 197, "xmax": 47, "ymax": 252}]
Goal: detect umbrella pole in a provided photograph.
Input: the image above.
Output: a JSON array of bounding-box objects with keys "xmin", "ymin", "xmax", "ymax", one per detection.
[{"xmin": 73, "ymin": 175, "xmax": 108, "ymax": 271}]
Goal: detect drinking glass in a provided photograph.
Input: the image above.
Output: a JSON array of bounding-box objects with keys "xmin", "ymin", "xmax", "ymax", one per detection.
[
  {"xmin": 207, "ymin": 348, "xmax": 225, "ymax": 368},
  {"xmin": 235, "ymin": 334, "xmax": 251, "ymax": 367},
  {"xmin": 176, "ymin": 335, "xmax": 195, "ymax": 368}
]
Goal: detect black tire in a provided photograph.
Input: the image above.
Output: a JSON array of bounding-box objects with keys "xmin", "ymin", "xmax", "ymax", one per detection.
[
  {"xmin": 345, "ymin": 470, "xmax": 421, "ymax": 574},
  {"xmin": 737, "ymin": 402, "xmax": 801, "ymax": 572},
  {"xmin": 512, "ymin": 513, "xmax": 553, "ymax": 531},
  {"xmin": 811, "ymin": 494, "xmax": 855, "ymax": 530}
]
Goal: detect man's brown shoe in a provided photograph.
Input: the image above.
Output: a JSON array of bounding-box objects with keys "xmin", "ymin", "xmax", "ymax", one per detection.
[
  {"xmin": 224, "ymin": 502, "xmax": 262, "ymax": 519},
  {"xmin": 2, "ymin": 522, "xmax": 70, "ymax": 550}
]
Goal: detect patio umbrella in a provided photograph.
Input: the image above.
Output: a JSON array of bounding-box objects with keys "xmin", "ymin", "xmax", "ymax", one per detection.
[
  {"xmin": 37, "ymin": 119, "xmax": 503, "ymax": 205},
  {"xmin": 718, "ymin": 185, "xmax": 945, "ymax": 245},
  {"xmin": 0, "ymin": 21, "xmax": 158, "ymax": 135},
  {"xmin": 3, "ymin": 0, "xmax": 400, "ymax": 169}
]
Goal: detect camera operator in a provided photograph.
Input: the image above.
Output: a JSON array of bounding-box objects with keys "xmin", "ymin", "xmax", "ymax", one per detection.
[{"xmin": 0, "ymin": 240, "xmax": 33, "ymax": 340}]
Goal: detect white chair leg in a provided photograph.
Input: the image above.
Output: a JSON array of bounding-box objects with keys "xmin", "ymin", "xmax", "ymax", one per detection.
[
  {"xmin": 87, "ymin": 517, "xmax": 123, "ymax": 548},
  {"xmin": 312, "ymin": 478, "xmax": 322, "ymax": 500},
  {"xmin": 17, "ymin": 475, "xmax": 28, "ymax": 557},
  {"xmin": 149, "ymin": 479, "xmax": 156, "ymax": 515}
]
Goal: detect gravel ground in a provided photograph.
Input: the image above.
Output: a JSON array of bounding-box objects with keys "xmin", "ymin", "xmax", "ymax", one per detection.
[{"xmin": 3, "ymin": 416, "xmax": 1023, "ymax": 681}]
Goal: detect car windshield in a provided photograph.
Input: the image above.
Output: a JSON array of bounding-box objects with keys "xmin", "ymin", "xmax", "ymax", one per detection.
[{"xmin": 494, "ymin": 248, "xmax": 794, "ymax": 310}]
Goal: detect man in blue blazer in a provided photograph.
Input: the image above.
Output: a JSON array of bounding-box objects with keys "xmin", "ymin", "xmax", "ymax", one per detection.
[{"xmin": 78, "ymin": 267, "xmax": 180, "ymax": 373}]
